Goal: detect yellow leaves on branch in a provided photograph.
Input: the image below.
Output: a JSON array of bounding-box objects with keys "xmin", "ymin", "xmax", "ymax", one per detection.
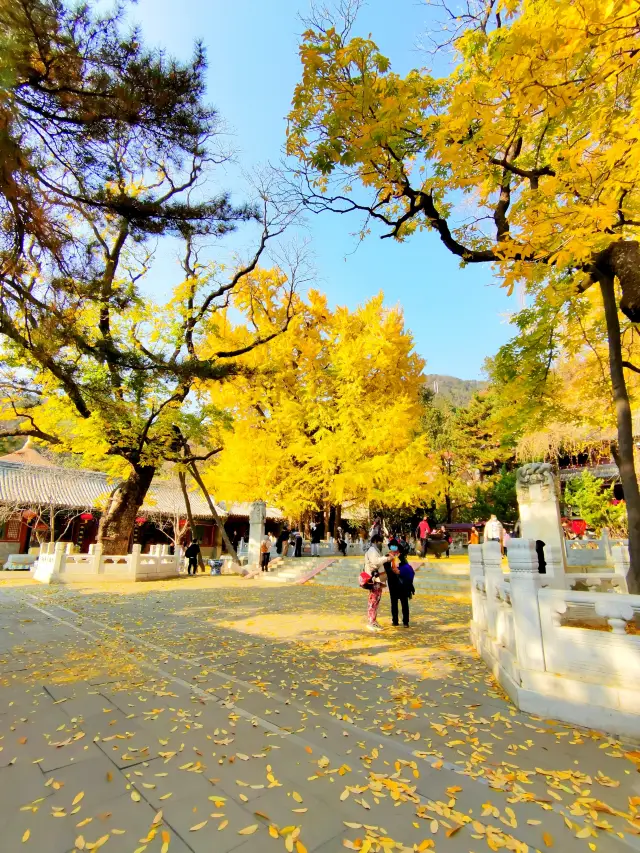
[
  {"xmin": 288, "ymin": 0, "xmax": 640, "ymax": 281},
  {"xmin": 205, "ymin": 292, "xmax": 431, "ymax": 515}
]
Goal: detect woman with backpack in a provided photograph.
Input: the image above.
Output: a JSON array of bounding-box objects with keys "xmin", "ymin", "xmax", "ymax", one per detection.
[{"xmin": 360, "ymin": 533, "xmax": 388, "ymax": 631}]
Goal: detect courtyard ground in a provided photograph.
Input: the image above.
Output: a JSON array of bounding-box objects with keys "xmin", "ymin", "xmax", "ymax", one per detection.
[{"xmin": 0, "ymin": 573, "xmax": 639, "ymax": 853}]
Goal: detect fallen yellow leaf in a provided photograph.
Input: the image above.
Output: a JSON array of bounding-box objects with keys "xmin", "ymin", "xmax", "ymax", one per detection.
[
  {"xmin": 543, "ymin": 832, "xmax": 554, "ymax": 847},
  {"xmin": 22, "ymin": 830, "xmax": 30, "ymax": 843},
  {"xmin": 72, "ymin": 792, "xmax": 85, "ymax": 806},
  {"xmin": 238, "ymin": 825, "xmax": 258, "ymax": 835},
  {"xmin": 190, "ymin": 820, "xmax": 208, "ymax": 831}
]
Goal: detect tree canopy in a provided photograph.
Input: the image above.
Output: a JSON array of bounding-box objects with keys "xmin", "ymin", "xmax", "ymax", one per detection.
[
  {"xmin": 204, "ymin": 292, "xmax": 429, "ymax": 519},
  {"xmin": 287, "ymin": 0, "xmax": 640, "ymax": 590},
  {"xmin": 0, "ymin": 0, "xmax": 299, "ymax": 552}
]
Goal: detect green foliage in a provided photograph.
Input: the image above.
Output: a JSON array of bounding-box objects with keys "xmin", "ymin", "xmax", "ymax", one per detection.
[
  {"xmin": 564, "ymin": 472, "xmax": 628, "ymax": 537},
  {"xmin": 468, "ymin": 469, "xmax": 518, "ymax": 525},
  {"xmin": 419, "ymin": 390, "xmax": 515, "ymax": 522}
]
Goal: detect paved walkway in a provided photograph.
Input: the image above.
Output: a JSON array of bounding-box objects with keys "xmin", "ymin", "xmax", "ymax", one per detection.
[{"xmin": 0, "ymin": 573, "xmax": 639, "ymax": 853}]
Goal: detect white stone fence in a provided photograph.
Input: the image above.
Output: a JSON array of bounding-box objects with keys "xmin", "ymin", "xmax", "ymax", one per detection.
[
  {"xmin": 32, "ymin": 542, "xmax": 179, "ymax": 584},
  {"xmin": 470, "ymin": 539, "xmax": 640, "ymax": 739}
]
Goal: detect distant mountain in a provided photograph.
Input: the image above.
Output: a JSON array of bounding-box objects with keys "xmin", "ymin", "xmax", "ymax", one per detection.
[{"xmin": 425, "ymin": 374, "xmax": 487, "ymax": 407}]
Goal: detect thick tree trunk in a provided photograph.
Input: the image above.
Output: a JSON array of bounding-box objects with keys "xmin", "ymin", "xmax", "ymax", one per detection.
[
  {"xmin": 178, "ymin": 470, "xmax": 205, "ymax": 570},
  {"xmin": 599, "ymin": 273, "xmax": 640, "ymax": 594},
  {"xmin": 445, "ymin": 493, "xmax": 453, "ymax": 524},
  {"xmin": 608, "ymin": 241, "xmax": 640, "ymax": 322},
  {"xmin": 188, "ymin": 462, "xmax": 239, "ymax": 563},
  {"xmin": 97, "ymin": 465, "xmax": 156, "ymax": 555}
]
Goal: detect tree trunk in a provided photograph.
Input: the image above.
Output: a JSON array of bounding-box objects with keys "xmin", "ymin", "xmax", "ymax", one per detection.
[
  {"xmin": 188, "ymin": 462, "xmax": 239, "ymax": 563},
  {"xmin": 178, "ymin": 470, "xmax": 205, "ymax": 570},
  {"xmin": 599, "ymin": 273, "xmax": 640, "ymax": 593},
  {"xmin": 608, "ymin": 241, "xmax": 640, "ymax": 322},
  {"xmin": 333, "ymin": 503, "xmax": 342, "ymax": 537},
  {"xmin": 445, "ymin": 493, "xmax": 453, "ymax": 524},
  {"xmin": 97, "ymin": 465, "xmax": 156, "ymax": 555}
]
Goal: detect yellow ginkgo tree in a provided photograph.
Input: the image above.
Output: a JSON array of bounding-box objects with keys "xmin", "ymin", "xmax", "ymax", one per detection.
[
  {"xmin": 203, "ymin": 291, "xmax": 430, "ymax": 524},
  {"xmin": 287, "ymin": 0, "xmax": 640, "ymax": 590}
]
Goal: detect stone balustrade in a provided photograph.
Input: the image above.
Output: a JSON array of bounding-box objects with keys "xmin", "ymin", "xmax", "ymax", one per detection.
[
  {"xmin": 32, "ymin": 542, "xmax": 179, "ymax": 583},
  {"xmin": 470, "ymin": 537, "xmax": 640, "ymax": 738}
]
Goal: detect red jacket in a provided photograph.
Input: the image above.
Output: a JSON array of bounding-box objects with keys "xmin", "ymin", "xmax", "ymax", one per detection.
[{"xmin": 417, "ymin": 520, "xmax": 430, "ymax": 538}]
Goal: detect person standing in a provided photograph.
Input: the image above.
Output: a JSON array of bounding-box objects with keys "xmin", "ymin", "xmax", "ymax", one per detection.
[
  {"xmin": 416, "ymin": 515, "xmax": 431, "ymax": 558},
  {"xmin": 275, "ymin": 527, "xmax": 289, "ymax": 555},
  {"xmin": 386, "ymin": 540, "xmax": 415, "ymax": 627},
  {"xmin": 294, "ymin": 529, "xmax": 303, "ymax": 557},
  {"xmin": 440, "ymin": 525, "xmax": 452, "ymax": 558},
  {"xmin": 503, "ymin": 529, "xmax": 511, "ymax": 556},
  {"xmin": 484, "ymin": 514, "xmax": 504, "ymax": 545},
  {"xmin": 364, "ymin": 533, "xmax": 388, "ymax": 631},
  {"xmin": 260, "ymin": 534, "xmax": 271, "ymax": 572},
  {"xmin": 469, "ymin": 526, "xmax": 479, "ymax": 545},
  {"xmin": 336, "ymin": 526, "xmax": 347, "ymax": 556},
  {"xmin": 185, "ymin": 539, "xmax": 200, "ymax": 575},
  {"xmin": 310, "ymin": 521, "xmax": 321, "ymax": 556}
]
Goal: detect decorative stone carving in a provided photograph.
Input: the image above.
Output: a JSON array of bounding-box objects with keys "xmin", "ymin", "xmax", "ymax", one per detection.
[
  {"xmin": 515, "ymin": 463, "xmax": 566, "ymax": 577},
  {"xmin": 516, "ymin": 462, "xmax": 555, "ymax": 497},
  {"xmin": 595, "ymin": 600, "xmax": 634, "ymax": 634},
  {"xmin": 507, "ymin": 538, "xmax": 539, "ymax": 574}
]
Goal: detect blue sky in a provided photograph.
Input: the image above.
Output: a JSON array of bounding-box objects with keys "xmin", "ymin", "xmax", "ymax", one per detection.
[{"xmin": 130, "ymin": 0, "xmax": 517, "ymax": 380}]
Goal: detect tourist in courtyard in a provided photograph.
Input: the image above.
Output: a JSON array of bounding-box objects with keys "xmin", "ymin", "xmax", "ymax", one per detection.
[
  {"xmin": 469, "ymin": 526, "xmax": 479, "ymax": 545},
  {"xmin": 364, "ymin": 533, "xmax": 389, "ymax": 631},
  {"xmin": 294, "ymin": 529, "xmax": 303, "ymax": 557},
  {"xmin": 276, "ymin": 526, "xmax": 289, "ymax": 555},
  {"xmin": 185, "ymin": 539, "xmax": 200, "ymax": 575},
  {"xmin": 484, "ymin": 514, "xmax": 504, "ymax": 544},
  {"xmin": 260, "ymin": 534, "xmax": 271, "ymax": 571},
  {"xmin": 386, "ymin": 539, "xmax": 415, "ymax": 627},
  {"xmin": 336, "ymin": 525, "xmax": 347, "ymax": 556},
  {"xmin": 440, "ymin": 525, "xmax": 452, "ymax": 557},
  {"xmin": 503, "ymin": 529, "xmax": 511, "ymax": 556},
  {"xmin": 369, "ymin": 516, "xmax": 383, "ymax": 540},
  {"xmin": 310, "ymin": 521, "xmax": 321, "ymax": 556},
  {"xmin": 416, "ymin": 515, "xmax": 431, "ymax": 558}
]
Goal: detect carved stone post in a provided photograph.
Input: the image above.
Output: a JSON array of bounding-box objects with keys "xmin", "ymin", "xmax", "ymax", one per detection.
[
  {"xmin": 507, "ymin": 538, "xmax": 546, "ymax": 672},
  {"xmin": 482, "ymin": 540, "xmax": 503, "ymax": 639},
  {"xmin": 515, "ymin": 462, "xmax": 567, "ymax": 580},
  {"xmin": 469, "ymin": 544, "xmax": 486, "ymax": 637},
  {"xmin": 248, "ymin": 501, "xmax": 267, "ymax": 570},
  {"xmin": 612, "ymin": 543, "xmax": 630, "ymax": 587}
]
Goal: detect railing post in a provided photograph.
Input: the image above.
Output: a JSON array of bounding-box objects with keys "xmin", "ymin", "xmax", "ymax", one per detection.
[
  {"xmin": 612, "ymin": 543, "xmax": 630, "ymax": 592},
  {"xmin": 482, "ymin": 540, "xmax": 503, "ymax": 639},
  {"xmin": 130, "ymin": 543, "xmax": 141, "ymax": 579},
  {"xmin": 507, "ymin": 539, "xmax": 546, "ymax": 673}
]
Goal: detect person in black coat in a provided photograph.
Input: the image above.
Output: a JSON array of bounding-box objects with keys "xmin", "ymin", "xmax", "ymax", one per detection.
[
  {"xmin": 276, "ymin": 527, "xmax": 289, "ymax": 556},
  {"xmin": 385, "ymin": 539, "xmax": 415, "ymax": 627},
  {"xmin": 184, "ymin": 540, "xmax": 200, "ymax": 575}
]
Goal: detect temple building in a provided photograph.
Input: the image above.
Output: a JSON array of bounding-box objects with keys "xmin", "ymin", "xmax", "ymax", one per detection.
[{"xmin": 0, "ymin": 441, "xmax": 282, "ymax": 561}]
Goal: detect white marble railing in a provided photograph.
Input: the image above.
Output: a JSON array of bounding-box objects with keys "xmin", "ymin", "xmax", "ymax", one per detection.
[
  {"xmin": 33, "ymin": 542, "xmax": 179, "ymax": 584},
  {"xmin": 470, "ymin": 538, "xmax": 640, "ymax": 738}
]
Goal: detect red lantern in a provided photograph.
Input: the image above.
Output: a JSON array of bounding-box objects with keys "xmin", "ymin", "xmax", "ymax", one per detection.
[
  {"xmin": 22, "ymin": 510, "xmax": 37, "ymax": 521},
  {"xmin": 80, "ymin": 512, "xmax": 94, "ymax": 521},
  {"xmin": 135, "ymin": 517, "xmax": 147, "ymax": 525}
]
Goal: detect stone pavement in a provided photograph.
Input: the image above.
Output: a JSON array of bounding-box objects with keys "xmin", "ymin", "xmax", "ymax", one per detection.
[{"xmin": 1, "ymin": 573, "xmax": 639, "ymax": 853}]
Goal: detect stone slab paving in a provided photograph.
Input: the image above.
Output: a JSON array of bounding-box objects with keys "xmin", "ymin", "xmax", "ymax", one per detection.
[{"xmin": 1, "ymin": 573, "xmax": 640, "ymax": 853}]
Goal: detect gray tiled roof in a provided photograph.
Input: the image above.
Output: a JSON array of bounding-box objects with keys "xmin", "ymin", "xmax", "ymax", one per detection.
[
  {"xmin": 0, "ymin": 461, "xmax": 211, "ymax": 519},
  {"xmin": 0, "ymin": 460, "xmax": 282, "ymax": 521}
]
